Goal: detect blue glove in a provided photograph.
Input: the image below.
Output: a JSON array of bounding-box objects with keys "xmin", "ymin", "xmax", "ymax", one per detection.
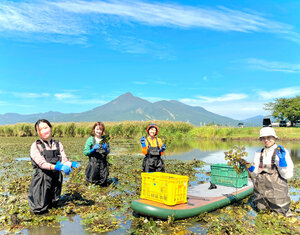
[
  {"xmin": 71, "ymin": 161, "xmax": 80, "ymax": 168},
  {"xmin": 61, "ymin": 165, "xmax": 72, "ymax": 175},
  {"xmin": 277, "ymin": 145, "xmax": 287, "ymax": 167},
  {"xmin": 248, "ymin": 166, "xmax": 255, "ymax": 172},
  {"xmin": 159, "ymin": 144, "xmax": 166, "ymax": 153},
  {"xmin": 54, "ymin": 161, "xmax": 63, "ymax": 171},
  {"xmin": 102, "ymin": 142, "xmax": 109, "ymax": 154},
  {"xmin": 54, "ymin": 161, "xmax": 72, "ymax": 175},
  {"xmin": 140, "ymin": 136, "xmax": 146, "ymax": 147},
  {"xmin": 90, "ymin": 144, "xmax": 100, "ymax": 153}
]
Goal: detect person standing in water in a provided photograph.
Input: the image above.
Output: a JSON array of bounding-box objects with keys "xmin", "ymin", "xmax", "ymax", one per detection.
[
  {"xmin": 248, "ymin": 127, "xmax": 294, "ymax": 216},
  {"xmin": 140, "ymin": 123, "xmax": 166, "ymax": 172},
  {"xmin": 28, "ymin": 119, "xmax": 80, "ymax": 214},
  {"xmin": 83, "ymin": 122, "xmax": 110, "ymax": 186}
]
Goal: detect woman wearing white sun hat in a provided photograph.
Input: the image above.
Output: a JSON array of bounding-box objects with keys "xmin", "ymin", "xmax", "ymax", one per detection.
[{"xmin": 248, "ymin": 127, "xmax": 294, "ymax": 216}]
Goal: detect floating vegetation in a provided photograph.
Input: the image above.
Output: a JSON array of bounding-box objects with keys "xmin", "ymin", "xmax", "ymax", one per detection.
[
  {"xmin": 225, "ymin": 145, "xmax": 249, "ymax": 174},
  {"xmin": 0, "ymin": 136, "xmax": 299, "ymax": 234}
]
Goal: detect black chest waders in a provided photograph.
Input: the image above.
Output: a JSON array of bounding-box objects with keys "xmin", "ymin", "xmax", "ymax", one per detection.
[
  {"xmin": 253, "ymin": 148, "xmax": 291, "ymax": 215},
  {"xmin": 142, "ymin": 137, "xmax": 165, "ymax": 172},
  {"xmin": 28, "ymin": 140, "xmax": 62, "ymax": 214},
  {"xmin": 85, "ymin": 137, "xmax": 109, "ymax": 186}
]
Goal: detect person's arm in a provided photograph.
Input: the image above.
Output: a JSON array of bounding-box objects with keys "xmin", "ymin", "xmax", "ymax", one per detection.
[
  {"xmin": 250, "ymin": 151, "xmax": 261, "ymax": 176},
  {"xmin": 141, "ymin": 136, "xmax": 148, "ymax": 155},
  {"xmin": 157, "ymin": 138, "xmax": 165, "ymax": 155},
  {"xmin": 277, "ymin": 148, "xmax": 294, "ymax": 180},
  {"xmin": 30, "ymin": 142, "xmax": 53, "ymax": 170},
  {"xmin": 83, "ymin": 137, "xmax": 93, "ymax": 156},
  {"xmin": 59, "ymin": 142, "xmax": 72, "ymax": 168}
]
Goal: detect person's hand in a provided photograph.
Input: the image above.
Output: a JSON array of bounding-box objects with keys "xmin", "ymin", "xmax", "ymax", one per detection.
[
  {"xmin": 102, "ymin": 142, "xmax": 109, "ymax": 153},
  {"xmin": 90, "ymin": 144, "xmax": 100, "ymax": 153},
  {"xmin": 54, "ymin": 161, "xmax": 63, "ymax": 171},
  {"xmin": 54, "ymin": 161, "xmax": 72, "ymax": 175},
  {"xmin": 140, "ymin": 136, "xmax": 146, "ymax": 147},
  {"xmin": 71, "ymin": 161, "xmax": 80, "ymax": 168},
  {"xmin": 248, "ymin": 166, "xmax": 255, "ymax": 172},
  {"xmin": 159, "ymin": 144, "xmax": 166, "ymax": 153},
  {"xmin": 61, "ymin": 165, "xmax": 72, "ymax": 175},
  {"xmin": 277, "ymin": 144, "xmax": 287, "ymax": 167}
]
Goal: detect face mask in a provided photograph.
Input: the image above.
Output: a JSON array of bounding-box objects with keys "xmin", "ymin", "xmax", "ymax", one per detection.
[{"xmin": 40, "ymin": 128, "xmax": 51, "ymax": 139}]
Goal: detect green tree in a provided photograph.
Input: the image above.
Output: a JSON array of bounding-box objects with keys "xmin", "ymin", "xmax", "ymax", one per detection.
[{"xmin": 264, "ymin": 96, "xmax": 300, "ymax": 126}]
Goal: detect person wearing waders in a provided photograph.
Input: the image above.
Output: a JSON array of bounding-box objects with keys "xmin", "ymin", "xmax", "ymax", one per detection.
[
  {"xmin": 28, "ymin": 119, "xmax": 80, "ymax": 214},
  {"xmin": 83, "ymin": 122, "xmax": 110, "ymax": 186},
  {"xmin": 140, "ymin": 124, "xmax": 166, "ymax": 172},
  {"xmin": 247, "ymin": 127, "xmax": 294, "ymax": 216}
]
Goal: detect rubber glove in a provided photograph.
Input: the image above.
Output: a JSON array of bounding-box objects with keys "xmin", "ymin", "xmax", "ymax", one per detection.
[
  {"xmin": 159, "ymin": 144, "xmax": 166, "ymax": 153},
  {"xmin": 54, "ymin": 161, "xmax": 72, "ymax": 175},
  {"xmin": 102, "ymin": 142, "xmax": 109, "ymax": 154},
  {"xmin": 140, "ymin": 136, "xmax": 146, "ymax": 147},
  {"xmin": 90, "ymin": 144, "xmax": 100, "ymax": 153},
  {"xmin": 276, "ymin": 144, "xmax": 287, "ymax": 167},
  {"xmin": 54, "ymin": 161, "xmax": 63, "ymax": 171},
  {"xmin": 61, "ymin": 165, "xmax": 72, "ymax": 175},
  {"xmin": 71, "ymin": 161, "xmax": 80, "ymax": 168},
  {"xmin": 248, "ymin": 166, "xmax": 255, "ymax": 172}
]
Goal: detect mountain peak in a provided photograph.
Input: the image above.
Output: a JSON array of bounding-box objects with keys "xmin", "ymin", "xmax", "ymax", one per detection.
[{"xmin": 119, "ymin": 92, "xmax": 134, "ymax": 98}]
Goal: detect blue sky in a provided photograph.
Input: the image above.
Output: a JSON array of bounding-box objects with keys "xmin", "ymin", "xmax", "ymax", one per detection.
[{"xmin": 1, "ymin": 0, "xmax": 300, "ymax": 120}]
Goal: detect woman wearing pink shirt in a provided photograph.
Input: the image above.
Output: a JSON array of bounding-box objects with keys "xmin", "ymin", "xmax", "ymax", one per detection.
[{"xmin": 28, "ymin": 119, "xmax": 80, "ymax": 214}]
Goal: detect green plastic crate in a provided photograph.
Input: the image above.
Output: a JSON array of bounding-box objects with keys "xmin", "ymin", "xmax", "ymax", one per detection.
[{"xmin": 211, "ymin": 164, "xmax": 248, "ymax": 188}]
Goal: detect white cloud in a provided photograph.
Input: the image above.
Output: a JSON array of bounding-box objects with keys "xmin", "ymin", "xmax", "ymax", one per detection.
[
  {"xmin": 247, "ymin": 58, "xmax": 300, "ymax": 73},
  {"xmin": 12, "ymin": 92, "xmax": 50, "ymax": 98},
  {"xmin": 258, "ymin": 87, "xmax": 300, "ymax": 100},
  {"xmin": 181, "ymin": 93, "xmax": 248, "ymax": 104},
  {"xmin": 195, "ymin": 101, "xmax": 268, "ymax": 120},
  {"xmin": 54, "ymin": 92, "xmax": 105, "ymax": 105},
  {"xmin": 54, "ymin": 93, "xmax": 77, "ymax": 100},
  {"xmin": 0, "ymin": 0, "xmax": 299, "ymax": 44}
]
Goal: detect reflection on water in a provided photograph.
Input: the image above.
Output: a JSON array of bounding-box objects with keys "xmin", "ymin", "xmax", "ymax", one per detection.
[
  {"xmin": 22, "ymin": 215, "xmax": 89, "ymax": 235},
  {"xmin": 163, "ymin": 140, "xmax": 300, "ymax": 165},
  {"xmin": 112, "ymin": 139, "xmax": 300, "ymax": 165}
]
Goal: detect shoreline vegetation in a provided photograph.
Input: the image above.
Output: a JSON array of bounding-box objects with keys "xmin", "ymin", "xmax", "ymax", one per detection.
[{"xmin": 1, "ymin": 120, "xmax": 300, "ymax": 140}]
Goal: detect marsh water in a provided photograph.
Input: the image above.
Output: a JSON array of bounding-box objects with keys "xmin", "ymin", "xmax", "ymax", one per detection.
[{"xmin": 3, "ymin": 138, "xmax": 300, "ymax": 234}]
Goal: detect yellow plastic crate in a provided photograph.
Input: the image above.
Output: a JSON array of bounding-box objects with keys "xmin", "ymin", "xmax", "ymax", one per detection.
[{"xmin": 140, "ymin": 172, "xmax": 189, "ymax": 205}]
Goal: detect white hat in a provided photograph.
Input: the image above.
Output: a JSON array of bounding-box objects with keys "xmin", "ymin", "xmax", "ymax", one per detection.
[{"xmin": 258, "ymin": 127, "xmax": 278, "ymax": 139}]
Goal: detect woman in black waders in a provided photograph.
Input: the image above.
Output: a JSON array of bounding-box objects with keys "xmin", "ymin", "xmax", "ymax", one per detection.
[
  {"xmin": 140, "ymin": 123, "xmax": 166, "ymax": 172},
  {"xmin": 83, "ymin": 122, "xmax": 110, "ymax": 186},
  {"xmin": 247, "ymin": 127, "xmax": 294, "ymax": 216},
  {"xmin": 28, "ymin": 119, "xmax": 80, "ymax": 214}
]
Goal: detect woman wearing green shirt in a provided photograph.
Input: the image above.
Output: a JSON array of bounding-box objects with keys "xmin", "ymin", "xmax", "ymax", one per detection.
[{"xmin": 83, "ymin": 122, "xmax": 110, "ymax": 186}]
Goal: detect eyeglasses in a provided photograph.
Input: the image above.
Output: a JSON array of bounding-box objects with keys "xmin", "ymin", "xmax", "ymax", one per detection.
[{"xmin": 260, "ymin": 136, "xmax": 274, "ymax": 141}]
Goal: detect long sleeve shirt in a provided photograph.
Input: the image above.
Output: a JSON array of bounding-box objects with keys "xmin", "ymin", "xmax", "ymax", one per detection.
[
  {"xmin": 141, "ymin": 136, "xmax": 164, "ymax": 155},
  {"xmin": 30, "ymin": 139, "xmax": 71, "ymax": 170},
  {"xmin": 252, "ymin": 144, "xmax": 294, "ymax": 180}
]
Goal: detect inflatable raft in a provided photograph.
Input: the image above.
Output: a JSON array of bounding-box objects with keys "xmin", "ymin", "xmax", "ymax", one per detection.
[{"xmin": 131, "ymin": 179, "xmax": 254, "ymax": 219}]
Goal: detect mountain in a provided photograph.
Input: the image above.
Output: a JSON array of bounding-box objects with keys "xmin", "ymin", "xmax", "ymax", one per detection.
[
  {"xmin": 0, "ymin": 92, "xmax": 246, "ymax": 126},
  {"xmin": 242, "ymin": 115, "xmax": 276, "ymax": 127},
  {"xmin": 0, "ymin": 111, "xmax": 63, "ymax": 125},
  {"xmin": 242, "ymin": 115, "xmax": 264, "ymax": 126}
]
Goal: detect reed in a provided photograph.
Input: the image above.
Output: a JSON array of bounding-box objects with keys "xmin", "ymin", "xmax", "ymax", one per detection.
[{"xmin": 0, "ymin": 121, "xmax": 300, "ymax": 140}]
